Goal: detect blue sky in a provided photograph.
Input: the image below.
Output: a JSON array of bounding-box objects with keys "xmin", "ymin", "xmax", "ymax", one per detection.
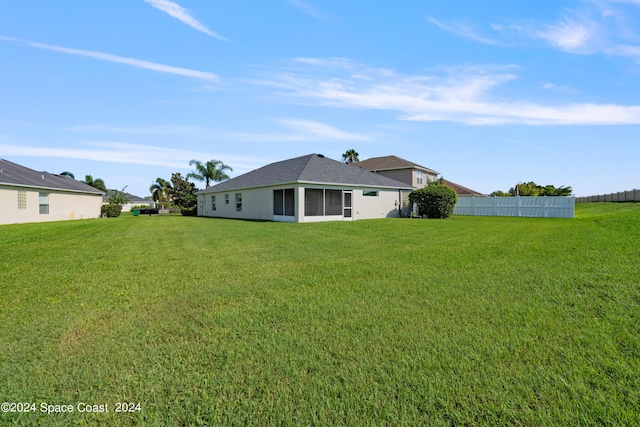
[{"xmin": 1, "ymin": 0, "xmax": 639, "ymax": 197}]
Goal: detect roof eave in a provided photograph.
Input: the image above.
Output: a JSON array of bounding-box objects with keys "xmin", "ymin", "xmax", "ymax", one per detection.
[
  {"xmin": 196, "ymin": 180, "xmax": 412, "ymax": 194},
  {"xmin": 0, "ymin": 182, "xmax": 105, "ymax": 195}
]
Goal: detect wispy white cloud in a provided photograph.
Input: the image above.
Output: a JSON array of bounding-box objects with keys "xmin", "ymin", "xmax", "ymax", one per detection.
[
  {"xmin": 276, "ymin": 119, "xmax": 368, "ymax": 140},
  {"xmin": 259, "ymin": 58, "xmax": 640, "ymax": 125},
  {"xmin": 428, "ymin": 16, "xmax": 502, "ymax": 45},
  {"xmin": 503, "ymin": 1, "xmax": 640, "ymax": 60},
  {"xmin": 0, "ymin": 142, "xmax": 258, "ymax": 171},
  {"xmin": 612, "ymin": 0, "xmax": 640, "ymax": 5},
  {"xmin": 232, "ymin": 118, "xmax": 368, "ymax": 142},
  {"xmin": 539, "ymin": 82, "xmax": 581, "ymax": 95},
  {"xmin": 532, "ymin": 15, "xmax": 600, "ymax": 54},
  {"xmin": 63, "ymin": 125, "xmax": 211, "ymax": 135},
  {"xmin": 287, "ymin": 0, "xmax": 328, "ymax": 21},
  {"xmin": 0, "ymin": 36, "xmax": 219, "ymax": 81},
  {"xmin": 144, "ymin": 0, "xmax": 230, "ymax": 41}
]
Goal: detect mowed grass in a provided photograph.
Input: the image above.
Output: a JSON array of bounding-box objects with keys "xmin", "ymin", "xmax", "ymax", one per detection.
[{"xmin": 1, "ymin": 203, "xmax": 638, "ymax": 426}]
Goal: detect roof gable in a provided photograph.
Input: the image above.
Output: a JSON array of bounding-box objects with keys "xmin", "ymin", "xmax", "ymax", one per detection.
[
  {"xmin": 198, "ymin": 154, "xmax": 412, "ymax": 193},
  {"xmin": 352, "ymin": 155, "xmax": 439, "ymax": 175},
  {"xmin": 0, "ymin": 158, "xmax": 105, "ymax": 195},
  {"xmin": 442, "ymin": 179, "xmax": 485, "ymax": 197},
  {"xmin": 103, "ymin": 189, "xmax": 150, "ymax": 203}
]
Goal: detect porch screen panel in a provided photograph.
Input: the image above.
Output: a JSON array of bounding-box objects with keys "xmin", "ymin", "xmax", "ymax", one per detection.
[
  {"xmin": 305, "ymin": 189, "xmax": 323, "ymax": 216},
  {"xmin": 273, "ymin": 190, "xmax": 284, "ymax": 215},
  {"xmin": 325, "ymin": 190, "xmax": 342, "ymax": 215},
  {"xmin": 284, "ymin": 189, "xmax": 295, "ymax": 216}
]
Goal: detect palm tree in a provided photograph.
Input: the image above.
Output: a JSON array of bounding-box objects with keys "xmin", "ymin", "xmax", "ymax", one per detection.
[
  {"xmin": 59, "ymin": 171, "xmax": 75, "ymax": 179},
  {"xmin": 341, "ymin": 149, "xmax": 360, "ymax": 164},
  {"xmin": 84, "ymin": 175, "xmax": 107, "ymax": 192},
  {"xmin": 150, "ymin": 178, "xmax": 172, "ymax": 213},
  {"xmin": 188, "ymin": 159, "xmax": 233, "ymax": 188}
]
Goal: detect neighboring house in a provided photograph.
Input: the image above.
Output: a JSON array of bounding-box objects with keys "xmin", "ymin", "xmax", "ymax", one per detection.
[
  {"xmin": 352, "ymin": 155, "xmax": 484, "ymax": 196},
  {"xmin": 441, "ymin": 179, "xmax": 485, "ymax": 197},
  {"xmin": 196, "ymin": 154, "xmax": 413, "ymax": 222},
  {"xmin": 0, "ymin": 158, "xmax": 104, "ymax": 225},
  {"xmin": 103, "ymin": 190, "xmax": 154, "ymax": 212},
  {"xmin": 352, "ymin": 155, "xmax": 439, "ymax": 189}
]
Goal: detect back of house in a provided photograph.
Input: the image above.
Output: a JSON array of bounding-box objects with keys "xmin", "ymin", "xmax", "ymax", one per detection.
[{"xmin": 0, "ymin": 158, "xmax": 104, "ymax": 225}]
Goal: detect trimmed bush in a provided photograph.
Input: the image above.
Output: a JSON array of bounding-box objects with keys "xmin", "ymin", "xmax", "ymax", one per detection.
[
  {"xmin": 180, "ymin": 207, "xmax": 197, "ymax": 216},
  {"xmin": 409, "ymin": 182, "xmax": 458, "ymax": 218},
  {"xmin": 101, "ymin": 204, "xmax": 122, "ymax": 218}
]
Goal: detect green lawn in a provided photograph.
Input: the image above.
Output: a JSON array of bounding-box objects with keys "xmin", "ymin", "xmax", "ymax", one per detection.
[{"xmin": 1, "ymin": 203, "xmax": 638, "ymax": 425}]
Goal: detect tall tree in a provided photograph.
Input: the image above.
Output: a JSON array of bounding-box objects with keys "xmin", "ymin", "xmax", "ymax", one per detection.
[
  {"xmin": 168, "ymin": 173, "xmax": 197, "ymax": 209},
  {"xmin": 492, "ymin": 182, "xmax": 573, "ymax": 197},
  {"xmin": 150, "ymin": 178, "xmax": 172, "ymax": 213},
  {"xmin": 106, "ymin": 186, "xmax": 131, "ymax": 207},
  {"xmin": 188, "ymin": 159, "xmax": 232, "ymax": 188},
  {"xmin": 341, "ymin": 149, "xmax": 360, "ymax": 164},
  {"xmin": 84, "ymin": 175, "xmax": 107, "ymax": 192}
]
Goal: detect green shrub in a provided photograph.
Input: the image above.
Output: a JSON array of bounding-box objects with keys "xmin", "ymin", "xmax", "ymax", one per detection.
[
  {"xmin": 409, "ymin": 181, "xmax": 458, "ymax": 218},
  {"xmin": 130, "ymin": 204, "xmax": 153, "ymax": 210},
  {"xmin": 180, "ymin": 207, "xmax": 197, "ymax": 216},
  {"xmin": 101, "ymin": 204, "xmax": 122, "ymax": 218}
]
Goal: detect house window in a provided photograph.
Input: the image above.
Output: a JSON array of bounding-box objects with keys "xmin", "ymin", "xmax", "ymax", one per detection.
[
  {"xmin": 225, "ymin": 194, "xmax": 229, "ymax": 204},
  {"xmin": 211, "ymin": 195, "xmax": 216, "ymax": 211},
  {"xmin": 417, "ymin": 171, "xmax": 423, "ymax": 185},
  {"xmin": 363, "ymin": 190, "xmax": 378, "ymax": 197},
  {"xmin": 273, "ymin": 188, "xmax": 295, "ymax": 216},
  {"xmin": 17, "ymin": 190, "xmax": 27, "ymax": 209},
  {"xmin": 235, "ymin": 193, "xmax": 242, "ymax": 211},
  {"xmin": 39, "ymin": 192, "xmax": 49, "ymax": 214}
]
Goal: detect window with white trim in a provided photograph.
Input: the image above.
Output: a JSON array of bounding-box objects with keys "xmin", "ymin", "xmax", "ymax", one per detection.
[
  {"xmin": 363, "ymin": 190, "xmax": 378, "ymax": 197},
  {"xmin": 39, "ymin": 192, "xmax": 49, "ymax": 214},
  {"xmin": 235, "ymin": 193, "xmax": 242, "ymax": 211},
  {"xmin": 211, "ymin": 195, "xmax": 216, "ymax": 211},
  {"xmin": 416, "ymin": 171, "xmax": 423, "ymax": 185}
]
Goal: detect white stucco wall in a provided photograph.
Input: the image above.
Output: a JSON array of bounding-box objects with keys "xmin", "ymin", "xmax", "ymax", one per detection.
[
  {"xmin": 113, "ymin": 201, "xmax": 153, "ymax": 212},
  {"xmin": 0, "ymin": 185, "xmax": 103, "ymax": 225},
  {"xmin": 197, "ymin": 184, "xmax": 409, "ymax": 223},
  {"xmin": 352, "ymin": 188, "xmax": 406, "ymax": 220},
  {"xmin": 198, "ymin": 187, "xmax": 275, "ymax": 221}
]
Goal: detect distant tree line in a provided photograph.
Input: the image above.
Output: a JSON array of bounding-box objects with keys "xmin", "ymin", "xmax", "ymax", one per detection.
[
  {"xmin": 62, "ymin": 158, "xmax": 233, "ymax": 217},
  {"xmin": 151, "ymin": 159, "xmax": 232, "ymax": 215},
  {"xmin": 491, "ymin": 182, "xmax": 572, "ymax": 197}
]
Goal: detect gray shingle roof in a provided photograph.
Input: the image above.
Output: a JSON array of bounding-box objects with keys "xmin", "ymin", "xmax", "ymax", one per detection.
[
  {"xmin": 103, "ymin": 189, "xmax": 149, "ymax": 203},
  {"xmin": 352, "ymin": 155, "xmax": 440, "ymax": 175},
  {"xmin": 442, "ymin": 179, "xmax": 485, "ymax": 197},
  {"xmin": 197, "ymin": 154, "xmax": 412, "ymax": 194},
  {"xmin": 0, "ymin": 158, "xmax": 105, "ymax": 195}
]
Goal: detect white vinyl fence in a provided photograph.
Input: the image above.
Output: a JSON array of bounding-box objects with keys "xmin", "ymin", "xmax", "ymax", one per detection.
[
  {"xmin": 454, "ymin": 196, "xmax": 575, "ymax": 218},
  {"xmin": 576, "ymin": 189, "xmax": 640, "ymax": 203}
]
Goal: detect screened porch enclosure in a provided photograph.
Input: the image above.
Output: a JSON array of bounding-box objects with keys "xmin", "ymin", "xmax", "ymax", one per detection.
[{"xmin": 304, "ymin": 188, "xmax": 352, "ymax": 218}]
